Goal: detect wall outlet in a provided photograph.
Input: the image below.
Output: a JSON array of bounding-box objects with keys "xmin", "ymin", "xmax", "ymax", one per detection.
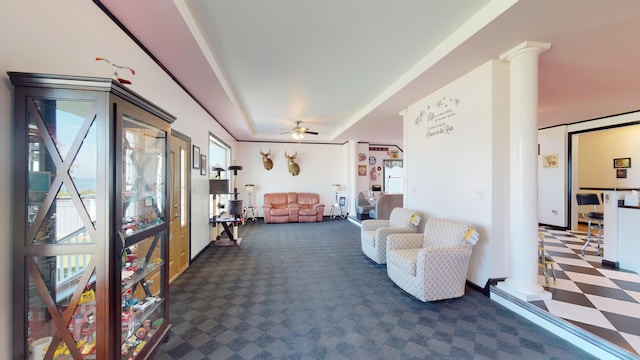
[{"xmin": 472, "ymin": 190, "xmax": 484, "ymax": 200}]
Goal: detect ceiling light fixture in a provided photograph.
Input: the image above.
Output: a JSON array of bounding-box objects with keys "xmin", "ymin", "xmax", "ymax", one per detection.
[{"xmin": 291, "ymin": 132, "xmax": 303, "ymax": 140}]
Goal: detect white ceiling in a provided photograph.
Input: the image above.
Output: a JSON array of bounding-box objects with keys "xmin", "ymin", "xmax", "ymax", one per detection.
[{"xmin": 98, "ymin": 0, "xmax": 640, "ymax": 146}]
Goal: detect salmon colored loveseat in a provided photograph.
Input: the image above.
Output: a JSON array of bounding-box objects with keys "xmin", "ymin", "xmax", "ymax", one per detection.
[{"xmin": 262, "ymin": 192, "xmax": 325, "ymax": 223}]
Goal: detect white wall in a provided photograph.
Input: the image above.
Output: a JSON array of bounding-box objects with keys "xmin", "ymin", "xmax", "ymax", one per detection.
[
  {"xmin": 540, "ymin": 113, "xmax": 640, "ymax": 230},
  {"xmin": 0, "ymin": 1, "xmax": 237, "ymax": 356},
  {"xmin": 572, "ymin": 123, "xmax": 640, "ymax": 229},
  {"xmin": 567, "ymin": 111, "xmax": 640, "ymax": 221},
  {"xmin": 538, "ymin": 126, "xmax": 568, "ymax": 227},
  {"xmin": 236, "ymin": 142, "xmax": 349, "ymax": 216},
  {"xmin": 578, "ymin": 124, "xmax": 640, "ymax": 188},
  {"xmin": 403, "ymin": 60, "xmax": 510, "ymax": 287}
]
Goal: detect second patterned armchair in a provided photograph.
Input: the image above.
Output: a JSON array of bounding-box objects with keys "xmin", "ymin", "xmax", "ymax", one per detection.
[
  {"xmin": 360, "ymin": 207, "xmax": 419, "ymax": 264},
  {"xmin": 386, "ymin": 217, "xmax": 477, "ymax": 302}
]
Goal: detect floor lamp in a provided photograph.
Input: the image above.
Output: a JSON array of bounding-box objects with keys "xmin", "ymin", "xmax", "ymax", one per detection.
[
  {"xmin": 330, "ymin": 184, "xmax": 345, "ymax": 219},
  {"xmin": 244, "ymin": 184, "xmax": 257, "ymax": 221}
]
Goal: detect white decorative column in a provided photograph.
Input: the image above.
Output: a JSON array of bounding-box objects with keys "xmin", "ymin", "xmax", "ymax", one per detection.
[{"xmin": 497, "ymin": 41, "xmax": 551, "ymax": 301}]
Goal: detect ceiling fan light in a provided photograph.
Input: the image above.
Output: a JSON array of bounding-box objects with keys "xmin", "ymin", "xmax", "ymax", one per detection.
[{"xmin": 292, "ymin": 132, "xmax": 303, "ymax": 139}]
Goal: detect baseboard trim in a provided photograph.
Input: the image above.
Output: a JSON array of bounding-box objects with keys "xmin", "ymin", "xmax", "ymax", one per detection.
[{"xmin": 538, "ymin": 223, "xmax": 569, "ymax": 231}]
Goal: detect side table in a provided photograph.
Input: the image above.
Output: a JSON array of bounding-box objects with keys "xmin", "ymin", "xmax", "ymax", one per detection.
[
  {"xmin": 330, "ymin": 196, "xmax": 347, "ymax": 219},
  {"xmin": 213, "ymin": 216, "xmax": 242, "ymax": 246}
]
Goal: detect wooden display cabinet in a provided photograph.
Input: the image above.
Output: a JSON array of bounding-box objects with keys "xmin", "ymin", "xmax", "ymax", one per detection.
[{"xmin": 10, "ymin": 72, "xmax": 175, "ymax": 359}]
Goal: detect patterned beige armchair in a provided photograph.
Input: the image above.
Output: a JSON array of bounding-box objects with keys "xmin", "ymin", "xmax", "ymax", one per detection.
[
  {"xmin": 361, "ymin": 207, "xmax": 418, "ymax": 264},
  {"xmin": 386, "ymin": 217, "xmax": 477, "ymax": 302}
]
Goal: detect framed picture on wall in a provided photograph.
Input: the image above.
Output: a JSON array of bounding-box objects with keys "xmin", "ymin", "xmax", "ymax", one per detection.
[
  {"xmin": 358, "ymin": 165, "xmax": 367, "ymax": 176},
  {"xmin": 617, "ymin": 169, "xmax": 627, "ymax": 178},
  {"xmin": 542, "ymin": 154, "xmax": 558, "ymax": 168},
  {"xmin": 193, "ymin": 145, "xmax": 200, "ymax": 169},
  {"xmin": 200, "ymin": 155, "xmax": 207, "ymax": 176},
  {"xmin": 614, "ymin": 157, "xmax": 631, "ymax": 168}
]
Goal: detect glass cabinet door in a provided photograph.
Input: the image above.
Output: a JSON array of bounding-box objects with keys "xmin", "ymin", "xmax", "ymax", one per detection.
[
  {"xmin": 121, "ymin": 115, "xmax": 167, "ymax": 237},
  {"xmin": 119, "ymin": 113, "xmax": 169, "ymax": 358},
  {"xmin": 25, "ymin": 97, "xmax": 100, "ymax": 359}
]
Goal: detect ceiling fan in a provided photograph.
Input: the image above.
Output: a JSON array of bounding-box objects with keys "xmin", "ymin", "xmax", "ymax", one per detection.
[{"xmin": 281, "ymin": 121, "xmax": 319, "ymax": 139}]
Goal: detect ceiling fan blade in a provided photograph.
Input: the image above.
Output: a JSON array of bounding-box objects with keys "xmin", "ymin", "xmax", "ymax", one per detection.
[{"xmin": 304, "ymin": 130, "xmax": 319, "ymax": 135}]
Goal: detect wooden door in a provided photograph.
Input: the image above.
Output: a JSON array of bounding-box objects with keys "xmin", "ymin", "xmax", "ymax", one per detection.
[{"xmin": 168, "ymin": 133, "xmax": 190, "ymax": 283}]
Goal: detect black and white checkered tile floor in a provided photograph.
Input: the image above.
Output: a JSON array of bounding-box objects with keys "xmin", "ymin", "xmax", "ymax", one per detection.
[{"xmin": 534, "ymin": 226, "xmax": 640, "ymax": 357}]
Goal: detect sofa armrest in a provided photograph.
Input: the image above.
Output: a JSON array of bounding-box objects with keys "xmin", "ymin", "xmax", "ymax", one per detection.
[
  {"xmin": 262, "ymin": 204, "xmax": 273, "ymax": 210},
  {"xmin": 387, "ymin": 233, "xmax": 424, "ymax": 250},
  {"xmin": 362, "ymin": 219, "xmax": 390, "ymax": 231},
  {"xmin": 356, "ymin": 204, "xmax": 374, "ymax": 211},
  {"xmin": 413, "ymin": 245, "xmax": 473, "ymax": 300}
]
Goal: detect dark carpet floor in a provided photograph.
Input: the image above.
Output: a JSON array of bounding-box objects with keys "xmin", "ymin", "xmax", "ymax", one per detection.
[{"xmin": 152, "ymin": 219, "xmax": 596, "ymax": 359}]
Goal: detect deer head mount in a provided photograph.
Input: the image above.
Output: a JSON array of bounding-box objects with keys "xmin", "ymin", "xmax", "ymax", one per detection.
[
  {"xmin": 260, "ymin": 149, "xmax": 273, "ymax": 170},
  {"xmin": 284, "ymin": 150, "xmax": 300, "ymax": 176}
]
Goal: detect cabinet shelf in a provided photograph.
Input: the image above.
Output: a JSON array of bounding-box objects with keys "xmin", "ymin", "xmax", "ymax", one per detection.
[
  {"xmin": 125, "ymin": 298, "xmax": 164, "ymax": 337},
  {"xmin": 121, "ymin": 298, "xmax": 165, "ymax": 357},
  {"xmin": 122, "ymin": 193, "xmax": 164, "ymax": 203},
  {"xmin": 121, "ymin": 260, "xmax": 164, "ymax": 291}
]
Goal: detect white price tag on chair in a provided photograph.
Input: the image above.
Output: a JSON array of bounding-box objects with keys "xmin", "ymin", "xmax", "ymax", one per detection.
[
  {"xmin": 410, "ymin": 214, "xmax": 421, "ymax": 226},
  {"xmin": 465, "ymin": 228, "xmax": 480, "ymax": 245}
]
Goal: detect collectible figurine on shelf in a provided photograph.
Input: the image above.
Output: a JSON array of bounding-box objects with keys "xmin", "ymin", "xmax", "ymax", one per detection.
[{"xmin": 78, "ymin": 314, "xmax": 97, "ymax": 355}]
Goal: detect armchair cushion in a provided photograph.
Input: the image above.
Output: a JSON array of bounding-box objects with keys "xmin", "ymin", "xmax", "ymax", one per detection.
[
  {"xmin": 422, "ymin": 217, "xmax": 471, "ymax": 248},
  {"xmin": 386, "ymin": 217, "xmax": 477, "ymax": 302},
  {"xmin": 360, "ymin": 207, "xmax": 418, "ymax": 264},
  {"xmin": 299, "ymin": 208, "xmax": 318, "ymax": 216},
  {"xmin": 296, "ymin": 192, "xmax": 324, "ymax": 222},
  {"xmin": 263, "ymin": 193, "xmax": 292, "ymax": 223},
  {"xmin": 270, "ymin": 208, "xmax": 290, "ymax": 216},
  {"xmin": 389, "ymin": 248, "xmax": 419, "ymax": 275}
]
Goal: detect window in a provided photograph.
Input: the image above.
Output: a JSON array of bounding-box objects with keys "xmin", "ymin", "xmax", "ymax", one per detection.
[
  {"xmin": 180, "ymin": 148, "xmax": 187, "ymax": 226},
  {"xmin": 209, "ymin": 134, "xmax": 230, "ymax": 216}
]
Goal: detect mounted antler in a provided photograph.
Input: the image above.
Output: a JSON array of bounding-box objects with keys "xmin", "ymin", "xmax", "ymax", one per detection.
[
  {"xmin": 260, "ymin": 148, "xmax": 273, "ymax": 170},
  {"xmin": 284, "ymin": 150, "xmax": 300, "ymax": 176}
]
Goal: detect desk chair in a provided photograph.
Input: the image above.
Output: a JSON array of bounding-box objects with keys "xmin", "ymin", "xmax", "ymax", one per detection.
[
  {"xmin": 576, "ymin": 193, "xmax": 604, "ymax": 256},
  {"xmin": 538, "ymin": 232, "xmax": 556, "ymax": 285}
]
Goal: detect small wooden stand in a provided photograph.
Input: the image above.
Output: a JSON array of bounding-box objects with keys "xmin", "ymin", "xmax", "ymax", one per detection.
[{"xmin": 213, "ymin": 216, "xmax": 242, "ymax": 246}]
